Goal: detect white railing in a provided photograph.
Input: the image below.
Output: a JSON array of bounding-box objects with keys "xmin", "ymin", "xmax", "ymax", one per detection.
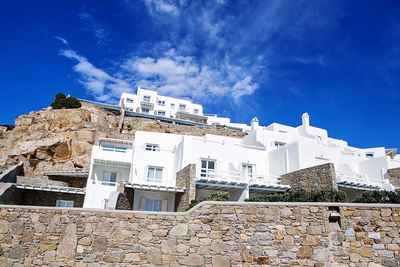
[
  {"xmin": 197, "ymin": 168, "xmax": 282, "ymax": 185},
  {"xmin": 131, "ymin": 177, "xmax": 175, "ymax": 187},
  {"xmin": 248, "ymin": 174, "xmax": 282, "ymax": 185},
  {"xmin": 336, "ymin": 170, "xmax": 384, "ymax": 187}
]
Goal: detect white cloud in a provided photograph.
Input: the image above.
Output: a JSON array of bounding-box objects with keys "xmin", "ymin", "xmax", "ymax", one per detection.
[
  {"xmin": 59, "ymin": 49, "xmax": 133, "ymax": 102},
  {"xmin": 144, "ymin": 0, "xmax": 179, "ymax": 16},
  {"xmin": 54, "ymin": 36, "xmax": 69, "ymax": 45},
  {"xmin": 121, "ymin": 50, "xmax": 257, "ymax": 102}
]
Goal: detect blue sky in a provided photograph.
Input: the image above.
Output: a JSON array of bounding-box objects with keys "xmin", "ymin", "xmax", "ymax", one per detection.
[{"xmin": 1, "ymin": 0, "xmax": 399, "ymax": 149}]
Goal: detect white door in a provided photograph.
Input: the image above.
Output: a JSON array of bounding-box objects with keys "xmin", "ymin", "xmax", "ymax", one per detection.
[{"xmin": 241, "ymin": 164, "xmax": 253, "ymax": 179}]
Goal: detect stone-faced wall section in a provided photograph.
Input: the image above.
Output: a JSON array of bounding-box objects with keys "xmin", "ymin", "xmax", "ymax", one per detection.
[
  {"xmin": 281, "ymin": 163, "xmax": 338, "ymax": 190},
  {"xmin": 175, "ymin": 164, "xmax": 196, "ymax": 212},
  {"xmin": 0, "ymin": 202, "xmax": 399, "ymax": 266},
  {"xmin": 388, "ymin": 168, "xmax": 400, "ymax": 188}
]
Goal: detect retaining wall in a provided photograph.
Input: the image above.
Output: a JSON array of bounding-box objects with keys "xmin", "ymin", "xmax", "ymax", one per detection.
[{"xmin": 0, "ymin": 202, "xmax": 399, "ymax": 266}]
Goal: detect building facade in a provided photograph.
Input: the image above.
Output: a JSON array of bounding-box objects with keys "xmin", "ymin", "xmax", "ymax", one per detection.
[
  {"xmin": 83, "ymin": 113, "xmax": 400, "ymax": 211},
  {"xmin": 119, "ymin": 86, "xmax": 252, "ymax": 130}
]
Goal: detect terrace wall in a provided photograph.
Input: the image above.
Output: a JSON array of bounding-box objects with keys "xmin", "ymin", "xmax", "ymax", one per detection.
[{"xmin": 0, "ymin": 202, "xmax": 399, "ymax": 266}]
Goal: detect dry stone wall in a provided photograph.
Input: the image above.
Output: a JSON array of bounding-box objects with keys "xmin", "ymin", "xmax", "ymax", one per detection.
[
  {"xmin": 388, "ymin": 168, "xmax": 400, "ymax": 188},
  {"xmin": 281, "ymin": 163, "xmax": 337, "ymax": 190},
  {"xmin": 0, "ymin": 202, "xmax": 399, "ymax": 266}
]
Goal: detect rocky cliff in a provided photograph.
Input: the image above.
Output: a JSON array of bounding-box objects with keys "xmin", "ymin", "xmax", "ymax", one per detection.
[{"xmin": 0, "ymin": 102, "xmax": 245, "ymax": 178}]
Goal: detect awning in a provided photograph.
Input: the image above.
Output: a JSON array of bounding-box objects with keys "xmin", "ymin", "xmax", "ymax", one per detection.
[
  {"xmin": 93, "ymin": 159, "xmax": 131, "ymax": 167},
  {"xmin": 125, "ymin": 182, "xmax": 185, "ymax": 193},
  {"xmin": 16, "ymin": 183, "xmax": 85, "ymax": 194},
  {"xmin": 44, "ymin": 170, "xmax": 89, "ymax": 177},
  {"xmin": 337, "ymin": 181, "xmax": 381, "ymax": 191}
]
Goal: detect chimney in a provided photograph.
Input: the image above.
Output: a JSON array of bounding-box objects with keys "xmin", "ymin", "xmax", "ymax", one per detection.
[
  {"xmin": 251, "ymin": 117, "xmax": 259, "ymax": 132},
  {"xmin": 302, "ymin": 113, "xmax": 310, "ymax": 127}
]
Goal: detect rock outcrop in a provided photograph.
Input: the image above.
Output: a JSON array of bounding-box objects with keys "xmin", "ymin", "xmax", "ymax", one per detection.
[{"xmin": 0, "ymin": 102, "xmax": 245, "ymax": 178}]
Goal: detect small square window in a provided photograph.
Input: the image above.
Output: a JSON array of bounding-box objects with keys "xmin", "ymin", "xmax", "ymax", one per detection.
[
  {"xmin": 194, "ymin": 109, "xmax": 199, "ymax": 115},
  {"xmin": 171, "ymin": 103, "xmax": 175, "ymax": 109},
  {"xmin": 143, "ymin": 95, "xmax": 151, "ymax": 102},
  {"xmin": 158, "ymin": 100, "xmax": 165, "ymax": 106},
  {"xmin": 141, "ymin": 108, "xmax": 150, "ymax": 114},
  {"xmin": 147, "ymin": 167, "xmax": 163, "ymax": 182},
  {"xmin": 179, "ymin": 104, "xmax": 186, "ymax": 111},
  {"xmin": 145, "ymin": 143, "xmax": 160, "ymax": 151},
  {"xmin": 200, "ymin": 159, "xmax": 216, "ymax": 177},
  {"xmin": 366, "ymin": 152, "xmax": 374, "ymax": 158},
  {"xmin": 102, "ymin": 171, "xmax": 117, "ymax": 186},
  {"xmin": 56, "ymin": 200, "xmax": 74, "ymax": 208},
  {"xmin": 126, "ymin": 98, "xmax": 134, "ymax": 103},
  {"xmin": 144, "ymin": 199, "xmax": 162, "ymax": 211},
  {"xmin": 157, "ymin": 111, "xmax": 166, "ymax": 116}
]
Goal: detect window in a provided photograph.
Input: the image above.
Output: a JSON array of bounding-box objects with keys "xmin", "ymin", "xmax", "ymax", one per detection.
[
  {"xmin": 147, "ymin": 167, "xmax": 163, "ymax": 182},
  {"xmin": 141, "ymin": 108, "xmax": 150, "ymax": 114},
  {"xmin": 145, "ymin": 143, "xmax": 160, "ymax": 151},
  {"xmin": 158, "ymin": 100, "xmax": 165, "ymax": 106},
  {"xmin": 102, "ymin": 171, "xmax": 117, "ymax": 186},
  {"xmin": 56, "ymin": 200, "xmax": 74, "ymax": 208},
  {"xmin": 274, "ymin": 141, "xmax": 286, "ymax": 148},
  {"xmin": 143, "ymin": 95, "xmax": 151, "ymax": 102},
  {"xmin": 171, "ymin": 103, "xmax": 175, "ymax": 109},
  {"xmin": 157, "ymin": 111, "xmax": 166, "ymax": 116},
  {"xmin": 179, "ymin": 104, "xmax": 186, "ymax": 111},
  {"xmin": 194, "ymin": 109, "xmax": 199, "ymax": 115},
  {"xmin": 366, "ymin": 152, "xmax": 374, "ymax": 158},
  {"xmin": 241, "ymin": 164, "xmax": 254, "ymax": 178},
  {"xmin": 200, "ymin": 159, "xmax": 216, "ymax": 177},
  {"xmin": 101, "ymin": 144, "xmax": 127, "ymax": 153},
  {"xmin": 126, "ymin": 98, "xmax": 134, "ymax": 103},
  {"xmin": 144, "ymin": 199, "xmax": 162, "ymax": 211}
]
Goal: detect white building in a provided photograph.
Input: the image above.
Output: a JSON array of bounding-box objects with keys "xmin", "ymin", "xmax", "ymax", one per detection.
[
  {"xmin": 119, "ymin": 86, "xmax": 253, "ymax": 130},
  {"xmin": 83, "ymin": 113, "xmax": 400, "ymax": 211},
  {"xmin": 120, "ymin": 86, "xmax": 206, "ymax": 123}
]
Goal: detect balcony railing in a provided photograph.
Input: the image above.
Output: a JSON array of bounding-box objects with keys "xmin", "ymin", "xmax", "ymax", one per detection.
[
  {"xmin": 197, "ymin": 168, "xmax": 282, "ymax": 185},
  {"xmin": 131, "ymin": 177, "xmax": 174, "ymax": 187},
  {"xmin": 336, "ymin": 170, "xmax": 384, "ymax": 187}
]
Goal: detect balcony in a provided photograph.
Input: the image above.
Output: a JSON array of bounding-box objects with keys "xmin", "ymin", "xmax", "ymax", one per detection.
[
  {"xmin": 196, "ymin": 168, "xmax": 289, "ymax": 191},
  {"xmin": 140, "ymin": 101, "xmax": 154, "ymax": 108},
  {"xmin": 92, "ymin": 146, "xmax": 132, "ymax": 166},
  {"xmin": 336, "ymin": 170, "xmax": 383, "ymax": 190}
]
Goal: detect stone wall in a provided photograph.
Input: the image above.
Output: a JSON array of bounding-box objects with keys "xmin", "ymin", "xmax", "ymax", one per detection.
[
  {"xmin": 388, "ymin": 168, "xmax": 400, "ymax": 188},
  {"xmin": 281, "ymin": 163, "xmax": 337, "ymax": 190},
  {"xmin": 0, "ymin": 202, "xmax": 399, "ymax": 266},
  {"xmin": 175, "ymin": 164, "xmax": 197, "ymax": 212}
]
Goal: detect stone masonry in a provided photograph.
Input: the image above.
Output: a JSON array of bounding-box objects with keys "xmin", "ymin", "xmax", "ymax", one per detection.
[
  {"xmin": 388, "ymin": 168, "xmax": 400, "ymax": 188},
  {"xmin": 0, "ymin": 202, "xmax": 399, "ymax": 266},
  {"xmin": 281, "ymin": 163, "xmax": 338, "ymax": 190},
  {"xmin": 175, "ymin": 164, "xmax": 197, "ymax": 212}
]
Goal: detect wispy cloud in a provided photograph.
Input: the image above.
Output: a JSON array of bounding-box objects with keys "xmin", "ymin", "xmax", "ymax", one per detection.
[
  {"xmin": 59, "ymin": 49, "xmax": 133, "ymax": 102},
  {"xmin": 54, "ymin": 36, "xmax": 69, "ymax": 45},
  {"xmin": 78, "ymin": 10, "xmax": 108, "ymax": 46},
  {"xmin": 143, "ymin": 0, "xmax": 179, "ymax": 16},
  {"xmin": 121, "ymin": 50, "xmax": 258, "ymax": 101}
]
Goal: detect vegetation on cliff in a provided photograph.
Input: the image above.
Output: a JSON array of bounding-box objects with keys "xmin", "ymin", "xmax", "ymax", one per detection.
[{"xmin": 50, "ymin": 93, "xmax": 82, "ymax": 109}]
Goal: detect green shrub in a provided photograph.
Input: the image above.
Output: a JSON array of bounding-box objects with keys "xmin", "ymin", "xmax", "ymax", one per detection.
[
  {"xmin": 186, "ymin": 192, "xmax": 230, "ymax": 210},
  {"xmin": 246, "ymin": 188, "xmax": 347, "ymax": 203},
  {"xmin": 352, "ymin": 189, "xmax": 400, "ymax": 204},
  {"xmin": 50, "ymin": 93, "xmax": 81, "ymax": 109}
]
